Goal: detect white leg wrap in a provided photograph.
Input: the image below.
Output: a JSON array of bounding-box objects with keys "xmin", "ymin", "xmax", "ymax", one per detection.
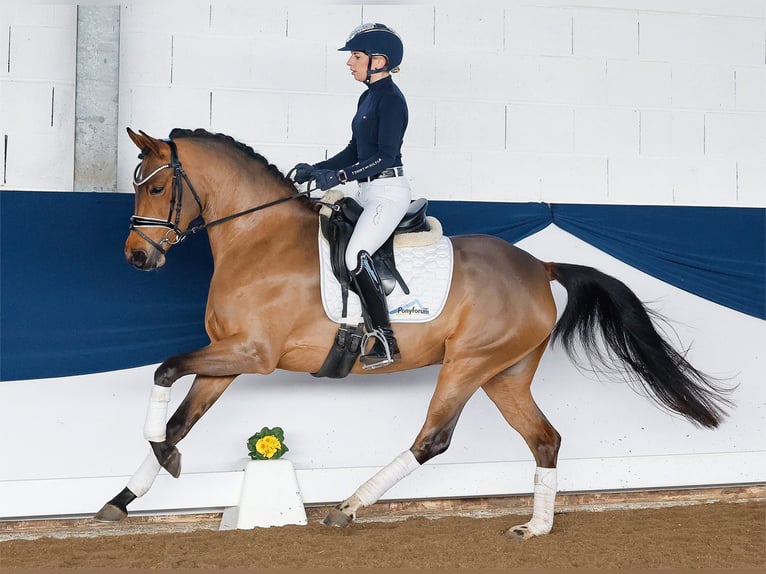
[
  {"xmin": 526, "ymin": 467, "xmax": 558, "ymax": 535},
  {"xmin": 126, "ymin": 450, "xmax": 162, "ymax": 497},
  {"xmin": 144, "ymin": 384, "xmax": 171, "ymax": 442},
  {"xmin": 355, "ymin": 450, "xmax": 420, "ymax": 507}
]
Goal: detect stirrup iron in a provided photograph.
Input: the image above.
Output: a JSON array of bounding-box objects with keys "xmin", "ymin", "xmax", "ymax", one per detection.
[{"xmin": 360, "ymin": 329, "xmax": 396, "ymax": 370}]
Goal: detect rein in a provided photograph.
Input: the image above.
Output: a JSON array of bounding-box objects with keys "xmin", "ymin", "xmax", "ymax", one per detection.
[{"xmin": 130, "ymin": 140, "xmax": 310, "ymax": 254}]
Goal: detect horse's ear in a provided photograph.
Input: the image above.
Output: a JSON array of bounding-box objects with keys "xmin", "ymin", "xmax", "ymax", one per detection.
[{"xmin": 127, "ymin": 127, "xmax": 162, "ymax": 157}]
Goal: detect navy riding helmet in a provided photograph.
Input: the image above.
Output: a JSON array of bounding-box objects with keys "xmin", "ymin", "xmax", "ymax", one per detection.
[{"xmin": 339, "ymin": 23, "xmax": 404, "ymax": 82}]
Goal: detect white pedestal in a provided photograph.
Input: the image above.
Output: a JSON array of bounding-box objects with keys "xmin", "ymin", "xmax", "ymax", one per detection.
[{"xmin": 219, "ymin": 459, "xmax": 307, "ymax": 530}]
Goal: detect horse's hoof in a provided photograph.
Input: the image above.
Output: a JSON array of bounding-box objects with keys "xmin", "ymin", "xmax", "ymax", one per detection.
[
  {"xmin": 162, "ymin": 449, "xmax": 182, "ymax": 478},
  {"xmin": 506, "ymin": 524, "xmax": 535, "ymax": 540},
  {"xmin": 322, "ymin": 507, "xmax": 353, "ymax": 528},
  {"xmin": 93, "ymin": 503, "xmax": 127, "ymax": 523},
  {"xmin": 150, "ymin": 441, "xmax": 182, "ymax": 478}
]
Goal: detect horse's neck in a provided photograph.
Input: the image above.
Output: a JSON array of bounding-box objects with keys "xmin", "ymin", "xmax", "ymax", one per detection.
[{"xmin": 202, "ymin": 177, "xmax": 316, "ymax": 262}]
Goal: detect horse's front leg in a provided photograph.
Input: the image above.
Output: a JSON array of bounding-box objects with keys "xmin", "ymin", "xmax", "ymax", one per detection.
[
  {"xmin": 146, "ymin": 371, "xmax": 238, "ymax": 477},
  {"xmin": 94, "ymin": 373, "xmax": 236, "ymax": 522},
  {"xmin": 95, "ymin": 339, "xmax": 266, "ymax": 522},
  {"xmin": 144, "ymin": 337, "xmax": 271, "ymax": 472}
]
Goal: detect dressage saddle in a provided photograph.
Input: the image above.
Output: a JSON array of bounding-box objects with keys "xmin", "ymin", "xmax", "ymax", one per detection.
[{"xmin": 313, "ymin": 196, "xmax": 431, "ymax": 379}]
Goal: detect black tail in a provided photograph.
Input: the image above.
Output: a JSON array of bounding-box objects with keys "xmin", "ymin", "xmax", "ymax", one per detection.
[{"xmin": 548, "ymin": 262, "xmax": 733, "ymax": 428}]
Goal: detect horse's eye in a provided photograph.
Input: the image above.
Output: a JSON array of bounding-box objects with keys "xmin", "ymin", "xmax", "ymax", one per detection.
[{"xmin": 149, "ymin": 186, "xmax": 165, "ymax": 196}]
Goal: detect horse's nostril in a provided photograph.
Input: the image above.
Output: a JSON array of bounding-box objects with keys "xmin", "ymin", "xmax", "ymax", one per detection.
[{"xmin": 129, "ymin": 250, "xmax": 148, "ymax": 269}]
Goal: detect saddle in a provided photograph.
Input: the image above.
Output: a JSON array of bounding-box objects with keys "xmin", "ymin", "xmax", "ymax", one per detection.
[
  {"xmin": 319, "ymin": 195, "xmax": 431, "ymax": 297},
  {"xmin": 313, "ymin": 194, "xmax": 431, "ymax": 379}
]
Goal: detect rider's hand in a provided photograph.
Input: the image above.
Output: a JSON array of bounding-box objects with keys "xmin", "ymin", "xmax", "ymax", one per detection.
[
  {"xmin": 312, "ymin": 169, "xmax": 341, "ymax": 191},
  {"xmin": 292, "ymin": 163, "xmax": 314, "ymax": 185}
]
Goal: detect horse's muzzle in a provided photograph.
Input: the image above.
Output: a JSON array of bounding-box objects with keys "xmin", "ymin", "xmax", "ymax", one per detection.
[{"xmin": 126, "ymin": 248, "xmax": 165, "ymax": 271}]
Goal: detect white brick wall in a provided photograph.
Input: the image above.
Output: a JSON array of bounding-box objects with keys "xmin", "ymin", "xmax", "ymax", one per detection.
[
  {"xmin": 0, "ymin": 5, "xmax": 76, "ymax": 191},
  {"xmin": 505, "ymin": 6, "xmax": 573, "ymax": 57},
  {"xmin": 737, "ymin": 159, "xmax": 766, "ymax": 203},
  {"xmin": 706, "ymin": 112, "xmax": 766, "ymax": 159},
  {"xmin": 506, "ymin": 104, "xmax": 574, "ymax": 153},
  {"xmin": 209, "ymin": 1, "xmax": 288, "ymax": 37},
  {"xmin": 639, "ymin": 12, "xmax": 764, "ymax": 66},
  {"xmin": 736, "ymin": 65, "xmax": 766, "ymax": 111},
  {"xmin": 434, "ymin": 0, "xmax": 505, "ymax": 52},
  {"xmin": 640, "ymin": 111, "xmax": 704, "ymax": 158},
  {"xmin": 435, "ymin": 100, "xmax": 505, "ymax": 151},
  {"xmin": 574, "ymin": 108, "xmax": 638, "ymax": 156},
  {"xmin": 2, "ymin": 1, "xmax": 764, "ymax": 206},
  {"xmin": 606, "ymin": 60, "xmax": 672, "ymax": 108},
  {"xmin": 573, "ymin": 10, "xmax": 638, "ymax": 59}
]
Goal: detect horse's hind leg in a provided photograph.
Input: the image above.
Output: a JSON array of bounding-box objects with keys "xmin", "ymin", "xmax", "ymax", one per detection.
[
  {"xmin": 481, "ymin": 340, "xmax": 562, "ymax": 539},
  {"xmin": 323, "ymin": 359, "xmax": 485, "ymax": 527},
  {"xmin": 94, "ymin": 374, "xmax": 235, "ymax": 522}
]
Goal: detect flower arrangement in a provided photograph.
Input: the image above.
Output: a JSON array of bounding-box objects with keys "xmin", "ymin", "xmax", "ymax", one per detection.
[{"xmin": 247, "ymin": 426, "xmax": 289, "ymax": 460}]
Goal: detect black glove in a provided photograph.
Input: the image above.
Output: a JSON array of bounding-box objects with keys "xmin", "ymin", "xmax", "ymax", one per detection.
[
  {"xmin": 291, "ymin": 163, "xmax": 314, "ymax": 185},
  {"xmin": 312, "ymin": 168, "xmax": 341, "ymax": 191}
]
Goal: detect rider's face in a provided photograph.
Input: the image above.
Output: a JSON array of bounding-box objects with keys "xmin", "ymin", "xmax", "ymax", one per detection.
[
  {"xmin": 347, "ymin": 51, "xmax": 388, "ymax": 83},
  {"xmin": 347, "ymin": 51, "xmax": 369, "ymax": 82}
]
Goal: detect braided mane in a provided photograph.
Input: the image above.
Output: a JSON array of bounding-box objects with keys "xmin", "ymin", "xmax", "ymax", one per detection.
[{"xmin": 169, "ymin": 128, "xmax": 290, "ymax": 184}]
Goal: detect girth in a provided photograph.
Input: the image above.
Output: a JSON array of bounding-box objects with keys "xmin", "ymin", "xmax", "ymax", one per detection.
[{"xmin": 319, "ymin": 197, "xmax": 430, "ymax": 297}]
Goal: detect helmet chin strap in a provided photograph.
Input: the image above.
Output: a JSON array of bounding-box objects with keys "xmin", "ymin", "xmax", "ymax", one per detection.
[{"xmin": 364, "ymin": 54, "xmax": 387, "ymax": 84}]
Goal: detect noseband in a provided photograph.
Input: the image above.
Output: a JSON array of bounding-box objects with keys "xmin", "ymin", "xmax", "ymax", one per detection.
[
  {"xmin": 130, "ymin": 139, "xmax": 310, "ymax": 255},
  {"xmin": 130, "ymin": 139, "xmax": 203, "ymax": 254}
]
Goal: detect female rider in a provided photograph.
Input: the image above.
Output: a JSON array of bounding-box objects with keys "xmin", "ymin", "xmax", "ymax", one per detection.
[{"xmin": 293, "ymin": 23, "xmax": 410, "ymax": 370}]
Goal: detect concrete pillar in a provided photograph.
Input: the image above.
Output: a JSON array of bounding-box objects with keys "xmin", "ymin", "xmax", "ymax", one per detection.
[{"xmin": 74, "ymin": 5, "xmax": 120, "ymax": 192}]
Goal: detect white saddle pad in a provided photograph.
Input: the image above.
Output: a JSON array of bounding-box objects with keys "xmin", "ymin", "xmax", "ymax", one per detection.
[{"xmin": 318, "ymin": 221, "xmax": 454, "ymax": 324}]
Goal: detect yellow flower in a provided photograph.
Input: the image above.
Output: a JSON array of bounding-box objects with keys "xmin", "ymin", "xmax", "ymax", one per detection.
[
  {"xmin": 247, "ymin": 426, "xmax": 288, "ymax": 460},
  {"xmin": 255, "ymin": 435, "xmax": 282, "ymax": 459}
]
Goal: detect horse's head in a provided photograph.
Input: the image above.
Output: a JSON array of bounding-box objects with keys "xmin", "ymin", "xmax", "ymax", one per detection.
[{"xmin": 125, "ymin": 128, "xmax": 203, "ymax": 270}]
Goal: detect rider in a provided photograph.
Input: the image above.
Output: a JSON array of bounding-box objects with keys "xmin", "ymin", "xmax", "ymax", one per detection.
[{"xmin": 293, "ymin": 23, "xmax": 410, "ymax": 370}]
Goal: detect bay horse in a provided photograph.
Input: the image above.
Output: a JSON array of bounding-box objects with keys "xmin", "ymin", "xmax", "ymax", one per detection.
[{"xmin": 95, "ymin": 127, "xmax": 731, "ymax": 538}]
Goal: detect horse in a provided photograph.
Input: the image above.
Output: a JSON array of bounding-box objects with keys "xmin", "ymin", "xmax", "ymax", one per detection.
[{"xmin": 94, "ymin": 127, "xmax": 731, "ymax": 538}]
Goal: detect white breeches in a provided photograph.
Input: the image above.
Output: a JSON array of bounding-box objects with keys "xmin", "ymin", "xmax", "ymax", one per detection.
[{"xmin": 344, "ymin": 176, "xmax": 412, "ymax": 270}]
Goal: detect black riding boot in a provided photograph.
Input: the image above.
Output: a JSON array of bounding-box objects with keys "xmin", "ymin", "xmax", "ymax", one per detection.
[{"xmin": 350, "ymin": 251, "xmax": 400, "ymax": 369}]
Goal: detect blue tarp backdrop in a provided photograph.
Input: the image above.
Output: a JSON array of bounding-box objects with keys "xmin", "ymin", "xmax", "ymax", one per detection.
[{"xmin": 1, "ymin": 191, "xmax": 763, "ymax": 381}]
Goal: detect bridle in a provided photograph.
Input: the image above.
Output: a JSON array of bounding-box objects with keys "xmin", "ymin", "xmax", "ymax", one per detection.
[
  {"xmin": 129, "ymin": 139, "xmax": 311, "ymax": 254},
  {"xmin": 129, "ymin": 139, "xmax": 202, "ymax": 254}
]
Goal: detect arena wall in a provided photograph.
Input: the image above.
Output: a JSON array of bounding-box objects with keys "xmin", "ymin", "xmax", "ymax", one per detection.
[
  {"xmin": 0, "ymin": 1, "xmax": 763, "ymax": 519},
  {"xmin": 2, "ymin": 1, "xmax": 764, "ymax": 204}
]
